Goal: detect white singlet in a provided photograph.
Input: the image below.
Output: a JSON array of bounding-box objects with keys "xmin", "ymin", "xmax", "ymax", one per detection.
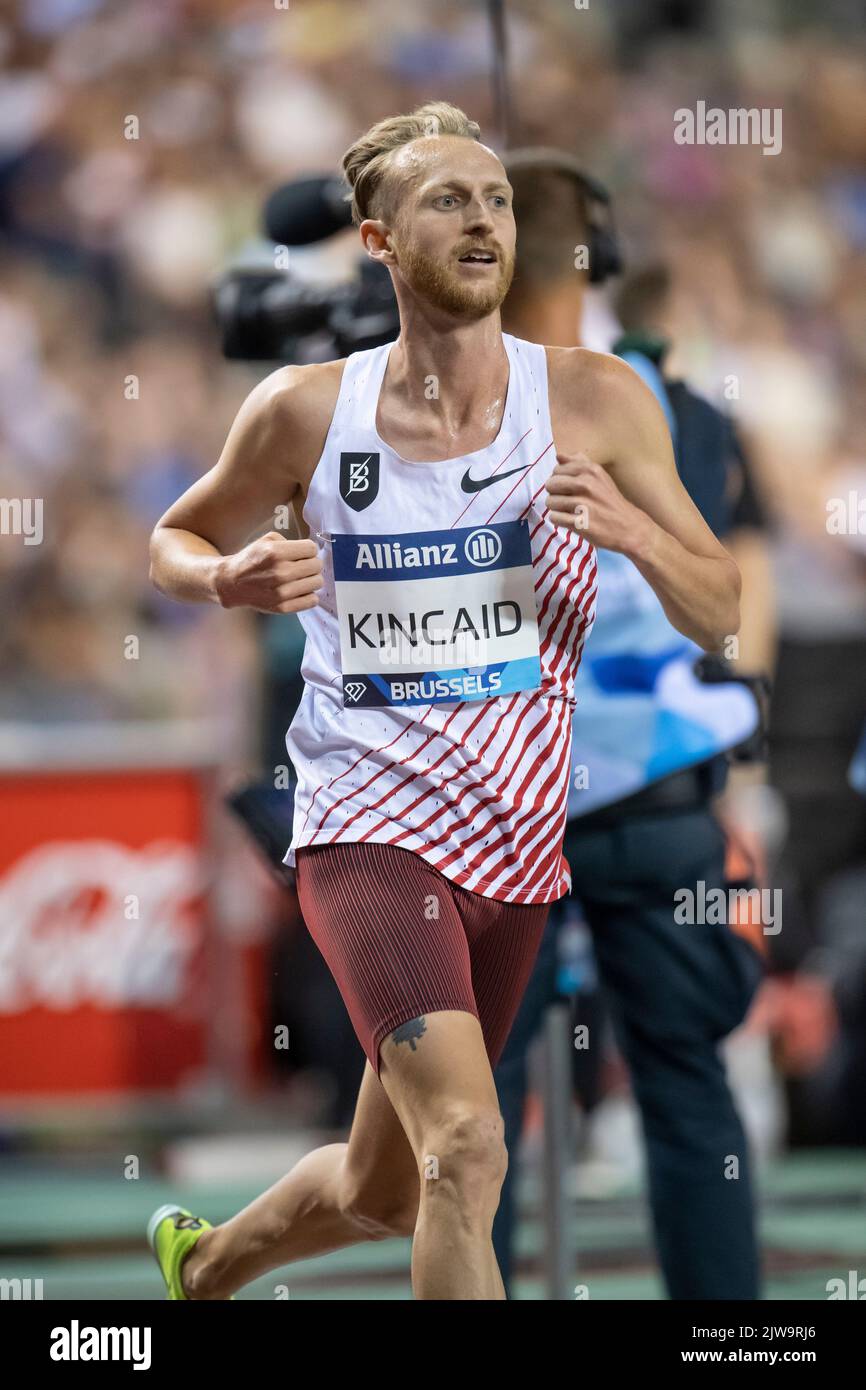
[{"xmin": 283, "ymin": 331, "xmax": 598, "ymax": 903}]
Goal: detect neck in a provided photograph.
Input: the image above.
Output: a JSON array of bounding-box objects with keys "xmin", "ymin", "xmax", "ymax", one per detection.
[
  {"xmin": 386, "ymin": 303, "xmax": 509, "ymax": 427},
  {"xmin": 502, "ymin": 281, "xmax": 585, "ymax": 348}
]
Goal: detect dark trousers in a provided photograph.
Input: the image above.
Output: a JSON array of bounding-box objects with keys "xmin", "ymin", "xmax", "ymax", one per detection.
[{"xmin": 493, "ymin": 805, "xmax": 765, "ymax": 1299}]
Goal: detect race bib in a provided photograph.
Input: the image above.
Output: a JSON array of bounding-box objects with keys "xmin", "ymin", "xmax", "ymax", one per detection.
[{"xmin": 332, "ymin": 520, "xmax": 541, "ymax": 707}]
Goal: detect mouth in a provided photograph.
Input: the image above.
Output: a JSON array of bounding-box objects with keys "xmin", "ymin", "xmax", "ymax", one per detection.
[{"xmin": 456, "ymin": 249, "xmax": 497, "ymax": 265}]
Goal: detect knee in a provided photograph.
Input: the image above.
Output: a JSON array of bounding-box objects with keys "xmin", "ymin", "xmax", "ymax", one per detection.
[{"xmin": 423, "ymin": 1107, "xmax": 508, "ymax": 1202}]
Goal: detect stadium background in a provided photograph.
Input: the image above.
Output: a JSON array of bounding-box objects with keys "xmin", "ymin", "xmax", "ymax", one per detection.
[{"xmin": 1, "ymin": 0, "xmax": 865, "ymax": 1299}]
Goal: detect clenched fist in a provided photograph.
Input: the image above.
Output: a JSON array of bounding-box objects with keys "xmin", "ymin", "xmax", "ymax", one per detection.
[
  {"xmin": 546, "ymin": 452, "xmax": 651, "ymax": 556},
  {"xmin": 215, "ymin": 532, "xmax": 324, "ymax": 614}
]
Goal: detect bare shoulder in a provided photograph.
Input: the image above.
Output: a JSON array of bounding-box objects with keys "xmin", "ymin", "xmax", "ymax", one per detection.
[
  {"xmin": 546, "ymin": 344, "xmax": 653, "ymax": 411},
  {"xmin": 231, "ymin": 358, "xmax": 346, "ymax": 486},
  {"xmin": 545, "ymin": 344, "xmax": 669, "ymax": 461},
  {"xmin": 254, "ymin": 357, "xmax": 346, "ymax": 435}
]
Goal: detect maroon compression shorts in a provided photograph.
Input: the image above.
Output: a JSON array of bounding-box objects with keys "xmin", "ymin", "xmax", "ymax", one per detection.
[{"xmin": 294, "ymin": 841, "xmax": 549, "ymax": 1078}]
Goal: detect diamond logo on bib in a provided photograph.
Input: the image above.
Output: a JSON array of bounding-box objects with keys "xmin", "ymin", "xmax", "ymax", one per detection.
[{"xmin": 332, "ymin": 520, "xmax": 541, "ymax": 707}]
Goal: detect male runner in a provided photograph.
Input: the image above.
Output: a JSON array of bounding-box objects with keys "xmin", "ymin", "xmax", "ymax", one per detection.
[{"xmin": 147, "ymin": 101, "xmax": 740, "ymax": 1301}]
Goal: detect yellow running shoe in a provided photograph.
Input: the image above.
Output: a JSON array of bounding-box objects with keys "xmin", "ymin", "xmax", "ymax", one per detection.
[{"xmin": 147, "ymin": 1204, "xmax": 235, "ymax": 1300}]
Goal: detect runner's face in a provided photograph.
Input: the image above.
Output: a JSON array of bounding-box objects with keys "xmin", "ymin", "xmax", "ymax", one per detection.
[{"xmin": 387, "ymin": 137, "xmax": 516, "ymax": 319}]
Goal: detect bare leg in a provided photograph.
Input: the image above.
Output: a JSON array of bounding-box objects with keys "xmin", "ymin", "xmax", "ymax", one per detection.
[
  {"xmin": 180, "ymin": 1010, "xmax": 509, "ymax": 1301},
  {"xmin": 378, "ymin": 1009, "xmax": 509, "ymax": 1300},
  {"xmin": 182, "ymin": 1062, "xmax": 420, "ymax": 1299}
]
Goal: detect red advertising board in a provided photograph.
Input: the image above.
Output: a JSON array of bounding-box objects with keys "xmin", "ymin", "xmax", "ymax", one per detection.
[{"xmin": 0, "ymin": 763, "xmax": 258, "ymax": 1099}]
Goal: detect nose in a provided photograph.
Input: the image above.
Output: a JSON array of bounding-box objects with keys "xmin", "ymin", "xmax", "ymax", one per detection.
[{"xmin": 463, "ymin": 194, "xmax": 495, "ymax": 236}]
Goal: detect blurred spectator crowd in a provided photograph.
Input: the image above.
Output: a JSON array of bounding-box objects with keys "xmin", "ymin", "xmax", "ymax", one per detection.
[{"xmin": 1, "ymin": 0, "xmax": 864, "ymax": 713}]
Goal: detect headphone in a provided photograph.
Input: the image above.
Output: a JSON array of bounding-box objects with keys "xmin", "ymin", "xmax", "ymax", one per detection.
[{"xmin": 500, "ymin": 146, "xmax": 624, "ymax": 285}]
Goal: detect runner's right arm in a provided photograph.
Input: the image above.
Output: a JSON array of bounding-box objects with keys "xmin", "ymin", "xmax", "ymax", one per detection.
[{"xmin": 149, "ymin": 367, "xmax": 327, "ymax": 614}]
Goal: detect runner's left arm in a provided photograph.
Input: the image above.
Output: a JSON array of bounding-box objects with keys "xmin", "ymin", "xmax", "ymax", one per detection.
[{"xmin": 547, "ymin": 356, "xmax": 740, "ymax": 652}]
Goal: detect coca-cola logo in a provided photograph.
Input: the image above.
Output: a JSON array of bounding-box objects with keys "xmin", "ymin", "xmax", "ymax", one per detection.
[{"xmin": 0, "ymin": 840, "xmax": 204, "ymax": 1013}]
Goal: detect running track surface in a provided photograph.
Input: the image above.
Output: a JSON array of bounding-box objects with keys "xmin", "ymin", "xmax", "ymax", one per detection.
[{"xmin": 1, "ymin": 1151, "xmax": 863, "ymax": 1300}]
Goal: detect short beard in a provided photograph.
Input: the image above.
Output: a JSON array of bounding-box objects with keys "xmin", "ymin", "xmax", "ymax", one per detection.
[{"xmin": 395, "ymin": 238, "xmax": 514, "ymax": 320}]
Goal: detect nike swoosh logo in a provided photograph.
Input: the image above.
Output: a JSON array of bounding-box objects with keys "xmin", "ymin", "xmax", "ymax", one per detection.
[{"xmin": 461, "ymin": 464, "xmax": 530, "ymax": 493}]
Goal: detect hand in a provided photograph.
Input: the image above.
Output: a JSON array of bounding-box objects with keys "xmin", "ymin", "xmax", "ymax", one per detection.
[
  {"xmin": 546, "ymin": 452, "xmax": 653, "ymax": 557},
  {"xmin": 215, "ymin": 532, "xmax": 324, "ymax": 613}
]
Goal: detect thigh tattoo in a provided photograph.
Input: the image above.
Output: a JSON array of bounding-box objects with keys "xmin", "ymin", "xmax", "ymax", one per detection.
[{"xmin": 391, "ymin": 1016, "xmax": 427, "ymax": 1053}]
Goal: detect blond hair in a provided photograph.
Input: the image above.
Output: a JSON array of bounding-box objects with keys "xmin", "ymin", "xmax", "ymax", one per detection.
[{"xmin": 341, "ymin": 101, "xmax": 482, "ymax": 227}]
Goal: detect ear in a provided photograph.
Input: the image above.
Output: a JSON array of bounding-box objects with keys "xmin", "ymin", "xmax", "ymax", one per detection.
[{"xmin": 359, "ymin": 218, "xmax": 397, "ymax": 265}]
